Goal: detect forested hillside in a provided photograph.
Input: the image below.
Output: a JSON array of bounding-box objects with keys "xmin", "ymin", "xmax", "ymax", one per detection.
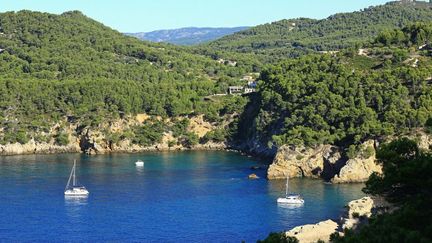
[
  {"xmin": 0, "ymin": 10, "xmax": 251, "ymax": 146},
  {"xmin": 235, "ymin": 22, "xmax": 432, "ymax": 156},
  {"xmin": 206, "ymin": 2, "xmax": 432, "ymax": 62}
]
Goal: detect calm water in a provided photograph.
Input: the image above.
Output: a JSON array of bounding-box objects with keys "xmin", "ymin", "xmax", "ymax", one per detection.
[{"xmin": 0, "ymin": 151, "xmax": 365, "ymax": 242}]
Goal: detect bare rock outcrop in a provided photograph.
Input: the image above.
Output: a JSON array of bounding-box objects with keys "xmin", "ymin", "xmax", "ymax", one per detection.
[
  {"xmin": 0, "ymin": 139, "xmax": 80, "ymax": 155},
  {"xmin": 416, "ymin": 132, "xmax": 432, "ymax": 150},
  {"xmin": 341, "ymin": 197, "xmax": 374, "ymax": 230},
  {"xmin": 267, "ymin": 145, "xmax": 342, "ymax": 180},
  {"xmin": 332, "ymin": 140, "xmax": 382, "ymax": 183},
  {"xmin": 285, "ymin": 219, "xmax": 338, "ymax": 243},
  {"xmin": 268, "ymin": 140, "xmax": 383, "ymax": 183}
]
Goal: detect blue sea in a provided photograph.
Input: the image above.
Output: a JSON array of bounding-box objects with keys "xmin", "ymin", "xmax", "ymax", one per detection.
[{"xmin": 0, "ymin": 151, "xmax": 365, "ymax": 242}]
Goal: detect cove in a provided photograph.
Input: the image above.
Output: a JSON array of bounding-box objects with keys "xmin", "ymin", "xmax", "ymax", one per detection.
[{"xmin": 0, "ymin": 151, "xmax": 365, "ymax": 242}]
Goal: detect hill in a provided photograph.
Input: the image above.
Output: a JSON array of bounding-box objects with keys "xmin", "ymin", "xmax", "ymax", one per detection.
[
  {"xmin": 206, "ymin": 2, "xmax": 432, "ymax": 62},
  {"xmin": 235, "ymin": 22, "xmax": 432, "ymax": 155},
  {"xmin": 0, "ymin": 10, "xmax": 251, "ymax": 148},
  {"xmin": 126, "ymin": 27, "xmax": 249, "ymax": 45}
]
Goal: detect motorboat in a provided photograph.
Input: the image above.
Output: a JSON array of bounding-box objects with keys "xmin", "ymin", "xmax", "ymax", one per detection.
[{"xmin": 135, "ymin": 160, "xmax": 145, "ymax": 167}]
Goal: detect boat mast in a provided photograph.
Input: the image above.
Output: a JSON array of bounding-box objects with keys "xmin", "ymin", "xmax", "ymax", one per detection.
[
  {"xmin": 65, "ymin": 161, "xmax": 74, "ymax": 190},
  {"xmin": 73, "ymin": 160, "xmax": 76, "ymax": 186},
  {"xmin": 286, "ymin": 176, "xmax": 289, "ymax": 197}
]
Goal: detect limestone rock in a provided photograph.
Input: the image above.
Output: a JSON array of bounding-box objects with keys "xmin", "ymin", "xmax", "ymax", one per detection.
[
  {"xmin": 342, "ymin": 197, "xmax": 374, "ymax": 230},
  {"xmin": 0, "ymin": 139, "xmax": 80, "ymax": 155},
  {"xmin": 267, "ymin": 145, "xmax": 341, "ymax": 179},
  {"xmin": 285, "ymin": 219, "xmax": 338, "ymax": 243},
  {"xmin": 332, "ymin": 141, "xmax": 381, "ymax": 183},
  {"xmin": 416, "ymin": 132, "xmax": 432, "ymax": 150}
]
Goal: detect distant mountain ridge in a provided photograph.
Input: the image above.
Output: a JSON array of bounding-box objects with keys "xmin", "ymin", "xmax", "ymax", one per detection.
[{"xmin": 126, "ymin": 27, "xmax": 249, "ymax": 45}]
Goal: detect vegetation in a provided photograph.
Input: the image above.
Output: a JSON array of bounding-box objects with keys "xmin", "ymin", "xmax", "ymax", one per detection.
[
  {"xmin": 331, "ymin": 138, "xmax": 432, "ymax": 242},
  {"xmin": 205, "ymin": 2, "xmax": 432, "ymax": 62},
  {"xmin": 0, "ymin": 10, "xmax": 251, "ymax": 145},
  {"xmin": 257, "ymin": 232, "xmax": 298, "ymax": 243},
  {"xmin": 235, "ymin": 23, "xmax": 432, "ymax": 153}
]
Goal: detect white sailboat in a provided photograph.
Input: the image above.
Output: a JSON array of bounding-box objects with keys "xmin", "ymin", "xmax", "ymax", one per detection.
[
  {"xmin": 64, "ymin": 160, "xmax": 89, "ymax": 196},
  {"xmin": 277, "ymin": 176, "xmax": 304, "ymax": 204}
]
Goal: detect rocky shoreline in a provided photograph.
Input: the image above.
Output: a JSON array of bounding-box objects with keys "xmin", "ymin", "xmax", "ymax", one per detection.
[
  {"xmin": 267, "ymin": 132, "xmax": 431, "ymax": 183},
  {"xmin": 284, "ymin": 196, "xmax": 394, "ymax": 243},
  {"xmin": 0, "ymin": 139, "xmax": 229, "ymax": 156}
]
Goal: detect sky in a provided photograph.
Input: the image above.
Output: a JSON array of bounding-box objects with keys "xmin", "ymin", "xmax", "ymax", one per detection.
[{"xmin": 1, "ymin": 0, "xmax": 391, "ymax": 33}]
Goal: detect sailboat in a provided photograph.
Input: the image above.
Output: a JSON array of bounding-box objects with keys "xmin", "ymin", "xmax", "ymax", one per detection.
[
  {"xmin": 64, "ymin": 160, "xmax": 89, "ymax": 196},
  {"xmin": 277, "ymin": 176, "xmax": 304, "ymax": 204}
]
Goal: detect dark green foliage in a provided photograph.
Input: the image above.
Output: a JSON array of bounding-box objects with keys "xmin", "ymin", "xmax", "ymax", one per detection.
[
  {"xmin": 131, "ymin": 121, "xmax": 165, "ymax": 146},
  {"xmin": 179, "ymin": 132, "xmax": 199, "ymax": 148},
  {"xmin": 206, "ymin": 2, "xmax": 432, "ymax": 62},
  {"xmin": 15, "ymin": 130, "xmax": 30, "ymax": 144},
  {"xmin": 201, "ymin": 129, "xmax": 227, "ymax": 143},
  {"xmin": 55, "ymin": 132, "xmax": 69, "ymax": 146},
  {"xmin": 0, "ymin": 10, "xmax": 254, "ymax": 145},
  {"xmin": 238, "ymin": 33, "xmax": 432, "ymax": 148},
  {"xmin": 333, "ymin": 139, "xmax": 432, "ymax": 242},
  {"xmin": 426, "ymin": 118, "xmax": 432, "ymax": 134},
  {"xmin": 171, "ymin": 119, "xmax": 190, "ymax": 138},
  {"xmin": 376, "ymin": 22, "xmax": 432, "ymax": 47},
  {"xmin": 258, "ymin": 232, "xmax": 299, "ymax": 243}
]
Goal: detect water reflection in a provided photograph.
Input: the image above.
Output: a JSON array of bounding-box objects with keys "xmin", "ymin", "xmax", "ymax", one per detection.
[
  {"xmin": 277, "ymin": 203, "xmax": 304, "ymax": 210},
  {"xmin": 135, "ymin": 166, "xmax": 145, "ymax": 174},
  {"xmin": 65, "ymin": 196, "xmax": 88, "ymax": 219}
]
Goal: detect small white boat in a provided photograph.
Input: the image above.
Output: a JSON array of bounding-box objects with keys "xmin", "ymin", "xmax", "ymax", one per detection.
[
  {"xmin": 64, "ymin": 160, "xmax": 89, "ymax": 196},
  {"xmin": 135, "ymin": 160, "xmax": 144, "ymax": 167},
  {"xmin": 277, "ymin": 176, "xmax": 304, "ymax": 204}
]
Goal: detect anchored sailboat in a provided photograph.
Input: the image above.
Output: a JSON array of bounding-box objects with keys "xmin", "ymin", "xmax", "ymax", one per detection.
[
  {"xmin": 277, "ymin": 176, "xmax": 304, "ymax": 204},
  {"xmin": 64, "ymin": 160, "xmax": 89, "ymax": 196}
]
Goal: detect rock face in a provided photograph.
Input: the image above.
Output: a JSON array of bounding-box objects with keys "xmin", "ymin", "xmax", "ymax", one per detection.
[
  {"xmin": 268, "ymin": 140, "xmax": 382, "ymax": 183},
  {"xmin": 0, "ymin": 139, "xmax": 81, "ymax": 155},
  {"xmin": 341, "ymin": 197, "xmax": 374, "ymax": 230},
  {"xmin": 267, "ymin": 145, "xmax": 342, "ymax": 180},
  {"xmin": 0, "ymin": 114, "xmax": 228, "ymax": 156},
  {"xmin": 285, "ymin": 219, "xmax": 338, "ymax": 243},
  {"xmin": 332, "ymin": 140, "xmax": 382, "ymax": 183},
  {"xmin": 416, "ymin": 132, "xmax": 432, "ymax": 150}
]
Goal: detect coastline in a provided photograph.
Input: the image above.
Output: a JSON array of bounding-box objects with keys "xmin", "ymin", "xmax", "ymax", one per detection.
[{"xmin": 282, "ymin": 196, "xmax": 393, "ymax": 243}]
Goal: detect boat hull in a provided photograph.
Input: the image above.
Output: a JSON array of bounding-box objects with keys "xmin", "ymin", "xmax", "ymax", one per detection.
[
  {"xmin": 277, "ymin": 197, "xmax": 304, "ymax": 204},
  {"xmin": 64, "ymin": 188, "xmax": 89, "ymax": 196}
]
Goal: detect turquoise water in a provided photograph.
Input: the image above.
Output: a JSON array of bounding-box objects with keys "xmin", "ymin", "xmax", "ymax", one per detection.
[{"xmin": 0, "ymin": 151, "xmax": 365, "ymax": 242}]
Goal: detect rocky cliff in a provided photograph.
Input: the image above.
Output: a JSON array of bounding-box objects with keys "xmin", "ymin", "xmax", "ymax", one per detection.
[
  {"xmin": 0, "ymin": 114, "xmax": 228, "ymax": 156},
  {"xmin": 283, "ymin": 196, "xmax": 393, "ymax": 243},
  {"xmin": 267, "ymin": 140, "xmax": 381, "ymax": 183},
  {"xmin": 267, "ymin": 132, "xmax": 431, "ymax": 183},
  {"xmin": 268, "ymin": 140, "xmax": 376, "ymax": 183}
]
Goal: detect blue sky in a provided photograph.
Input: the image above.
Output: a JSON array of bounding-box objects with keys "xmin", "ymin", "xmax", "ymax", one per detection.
[{"xmin": 1, "ymin": 0, "xmax": 390, "ymax": 32}]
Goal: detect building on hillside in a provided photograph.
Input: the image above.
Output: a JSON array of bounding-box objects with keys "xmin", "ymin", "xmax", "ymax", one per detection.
[
  {"xmin": 228, "ymin": 86, "xmax": 244, "ymax": 95},
  {"xmin": 227, "ymin": 60, "xmax": 237, "ymax": 67},
  {"xmin": 244, "ymin": 87, "xmax": 256, "ymax": 94},
  {"xmin": 241, "ymin": 75, "xmax": 254, "ymax": 82},
  {"xmin": 247, "ymin": 81, "xmax": 257, "ymax": 88}
]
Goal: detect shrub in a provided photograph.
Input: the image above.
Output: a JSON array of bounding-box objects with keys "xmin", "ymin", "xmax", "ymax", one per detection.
[
  {"xmin": 258, "ymin": 232, "xmax": 299, "ymax": 243},
  {"xmin": 426, "ymin": 118, "xmax": 432, "ymax": 134},
  {"xmin": 55, "ymin": 133, "xmax": 69, "ymax": 146},
  {"xmin": 16, "ymin": 130, "xmax": 30, "ymax": 144}
]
